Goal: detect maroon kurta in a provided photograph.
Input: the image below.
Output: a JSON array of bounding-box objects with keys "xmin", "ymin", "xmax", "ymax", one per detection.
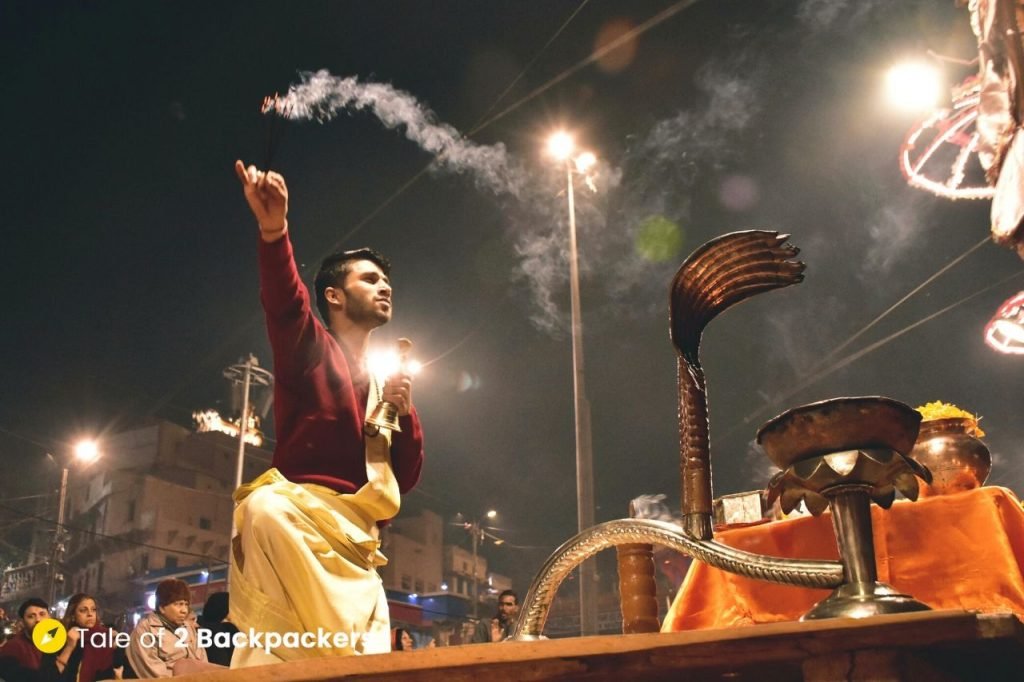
[
  {"xmin": 258, "ymin": 234, "xmax": 424, "ymax": 495},
  {"xmin": 0, "ymin": 633, "xmax": 43, "ymax": 672}
]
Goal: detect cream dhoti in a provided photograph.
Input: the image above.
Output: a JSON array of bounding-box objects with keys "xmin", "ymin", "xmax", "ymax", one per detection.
[{"xmin": 229, "ymin": 374, "xmax": 401, "ymax": 667}]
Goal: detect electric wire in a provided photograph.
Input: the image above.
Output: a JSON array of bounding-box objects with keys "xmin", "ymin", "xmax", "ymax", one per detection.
[
  {"xmin": 0, "ymin": 500, "xmax": 225, "ymax": 565},
  {"xmin": 804, "ymin": 235, "xmax": 991, "ymax": 377},
  {"xmin": 467, "ymin": 0, "xmax": 592, "ymax": 132},
  {"xmin": 716, "ymin": 268, "xmax": 1024, "ymax": 446}
]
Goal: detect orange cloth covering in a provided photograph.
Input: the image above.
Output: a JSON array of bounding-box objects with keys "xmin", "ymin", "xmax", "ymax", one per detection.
[{"xmin": 663, "ymin": 486, "xmax": 1024, "ymax": 631}]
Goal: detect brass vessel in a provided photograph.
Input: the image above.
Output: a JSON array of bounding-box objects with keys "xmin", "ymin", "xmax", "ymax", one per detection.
[{"xmin": 910, "ymin": 418, "xmax": 991, "ymax": 497}]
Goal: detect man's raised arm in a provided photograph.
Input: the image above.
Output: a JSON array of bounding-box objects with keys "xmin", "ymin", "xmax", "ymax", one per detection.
[
  {"xmin": 234, "ymin": 160, "xmax": 288, "ymax": 241},
  {"xmin": 234, "ymin": 160, "xmax": 322, "ymax": 381}
]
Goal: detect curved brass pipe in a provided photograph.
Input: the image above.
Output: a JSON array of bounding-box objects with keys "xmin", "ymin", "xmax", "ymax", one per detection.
[{"xmin": 509, "ymin": 518, "xmax": 842, "ymax": 640}]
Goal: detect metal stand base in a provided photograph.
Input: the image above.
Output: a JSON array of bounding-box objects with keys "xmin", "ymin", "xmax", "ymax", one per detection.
[
  {"xmin": 800, "ymin": 482, "xmax": 932, "ymax": 621},
  {"xmin": 801, "ymin": 581, "xmax": 931, "ymax": 620}
]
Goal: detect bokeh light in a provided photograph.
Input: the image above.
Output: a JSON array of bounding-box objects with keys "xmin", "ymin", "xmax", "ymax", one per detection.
[
  {"xmin": 718, "ymin": 174, "xmax": 760, "ymax": 212},
  {"xmin": 635, "ymin": 215, "xmax": 684, "ymax": 262},
  {"xmin": 594, "ymin": 18, "xmax": 638, "ymax": 74},
  {"xmin": 456, "ymin": 371, "xmax": 483, "ymax": 392}
]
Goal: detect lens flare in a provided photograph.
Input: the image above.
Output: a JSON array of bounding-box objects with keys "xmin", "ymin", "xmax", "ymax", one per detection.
[{"xmin": 635, "ymin": 215, "xmax": 684, "ymax": 262}]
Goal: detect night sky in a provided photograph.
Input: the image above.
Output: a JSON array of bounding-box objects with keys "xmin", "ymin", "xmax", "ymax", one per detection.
[{"xmin": 2, "ymin": 1, "xmax": 1022, "ymax": 587}]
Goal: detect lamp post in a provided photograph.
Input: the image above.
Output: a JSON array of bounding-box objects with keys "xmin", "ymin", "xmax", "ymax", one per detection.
[
  {"xmin": 546, "ymin": 131, "xmax": 599, "ymax": 636},
  {"xmin": 223, "ymin": 354, "xmax": 273, "ymax": 584},
  {"xmin": 456, "ymin": 509, "xmax": 499, "ymax": 619},
  {"xmin": 49, "ymin": 439, "xmax": 101, "ymax": 604}
]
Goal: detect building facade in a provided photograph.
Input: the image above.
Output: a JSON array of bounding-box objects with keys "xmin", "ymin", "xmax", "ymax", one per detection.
[
  {"xmin": 380, "ymin": 508, "xmax": 512, "ymax": 644},
  {"xmin": 1, "ymin": 418, "xmax": 270, "ymax": 618}
]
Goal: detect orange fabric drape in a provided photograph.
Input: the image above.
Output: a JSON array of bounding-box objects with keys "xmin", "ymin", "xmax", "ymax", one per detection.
[{"xmin": 663, "ymin": 486, "xmax": 1024, "ymax": 631}]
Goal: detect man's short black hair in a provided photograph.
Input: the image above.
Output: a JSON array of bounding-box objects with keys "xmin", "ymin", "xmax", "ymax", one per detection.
[
  {"xmin": 498, "ymin": 589, "xmax": 518, "ymax": 604},
  {"xmin": 18, "ymin": 597, "xmax": 48, "ymax": 619},
  {"xmin": 313, "ymin": 247, "xmax": 392, "ymax": 324}
]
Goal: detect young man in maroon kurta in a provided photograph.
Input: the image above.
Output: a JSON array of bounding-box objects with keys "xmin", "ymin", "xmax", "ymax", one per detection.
[
  {"xmin": 229, "ymin": 160, "xmax": 424, "ymax": 663},
  {"xmin": 235, "ymin": 159, "xmax": 424, "ymax": 499}
]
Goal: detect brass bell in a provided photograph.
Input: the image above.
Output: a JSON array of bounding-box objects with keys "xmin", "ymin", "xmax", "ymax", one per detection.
[
  {"xmin": 363, "ymin": 338, "xmax": 412, "ymax": 436},
  {"xmin": 364, "ymin": 400, "xmax": 401, "ymax": 435}
]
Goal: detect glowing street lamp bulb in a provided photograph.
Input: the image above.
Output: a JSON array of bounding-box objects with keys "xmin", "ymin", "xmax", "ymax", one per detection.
[
  {"xmin": 74, "ymin": 439, "xmax": 99, "ymax": 463},
  {"xmin": 574, "ymin": 151, "xmax": 597, "ymax": 172},
  {"xmin": 486, "ymin": 509, "xmax": 498, "ymax": 519},
  {"xmin": 547, "ymin": 132, "xmax": 575, "ymax": 160},
  {"xmin": 885, "ymin": 62, "xmax": 942, "ymax": 112}
]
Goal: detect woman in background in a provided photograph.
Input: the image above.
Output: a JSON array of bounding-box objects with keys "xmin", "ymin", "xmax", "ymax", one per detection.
[
  {"xmin": 391, "ymin": 627, "xmax": 414, "ymax": 651},
  {"xmin": 55, "ymin": 593, "xmax": 123, "ymax": 681}
]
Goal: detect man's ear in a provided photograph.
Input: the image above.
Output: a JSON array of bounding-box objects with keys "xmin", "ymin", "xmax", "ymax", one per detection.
[{"xmin": 324, "ymin": 286, "xmax": 345, "ymax": 310}]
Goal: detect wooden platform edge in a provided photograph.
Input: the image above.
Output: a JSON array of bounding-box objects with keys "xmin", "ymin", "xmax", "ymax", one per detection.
[{"xmin": 174, "ymin": 610, "xmax": 1024, "ymax": 682}]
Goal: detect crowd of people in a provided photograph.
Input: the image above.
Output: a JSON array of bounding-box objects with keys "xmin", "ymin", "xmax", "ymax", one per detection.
[
  {"xmin": 0, "ymin": 580, "xmax": 232, "ymax": 680},
  {"xmin": 0, "ymin": 584, "xmax": 519, "ymax": 677}
]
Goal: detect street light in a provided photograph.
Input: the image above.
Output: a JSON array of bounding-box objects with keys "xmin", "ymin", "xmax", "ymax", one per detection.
[
  {"xmin": 49, "ymin": 438, "xmax": 102, "ymax": 603},
  {"xmin": 546, "ymin": 130, "xmax": 599, "ymax": 636},
  {"xmin": 222, "ymin": 354, "xmax": 274, "ymax": 586},
  {"xmin": 73, "ymin": 440, "xmax": 100, "ymax": 464},
  {"xmin": 455, "ymin": 511, "xmax": 502, "ymax": 618}
]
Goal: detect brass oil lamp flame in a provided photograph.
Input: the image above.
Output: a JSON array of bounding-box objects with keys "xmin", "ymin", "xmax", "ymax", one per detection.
[{"xmin": 364, "ymin": 338, "xmax": 412, "ymax": 436}]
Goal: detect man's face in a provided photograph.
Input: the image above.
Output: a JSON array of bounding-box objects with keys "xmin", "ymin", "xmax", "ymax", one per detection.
[
  {"xmin": 21, "ymin": 605, "xmax": 49, "ymax": 635},
  {"xmin": 498, "ymin": 596, "xmax": 518, "ymax": 622},
  {"xmin": 336, "ymin": 260, "xmax": 392, "ymax": 328}
]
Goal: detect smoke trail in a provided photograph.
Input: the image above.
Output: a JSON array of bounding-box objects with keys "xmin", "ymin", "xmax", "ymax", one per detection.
[
  {"xmin": 600, "ymin": 59, "xmax": 765, "ymax": 323},
  {"xmin": 513, "ymin": 226, "xmax": 569, "ymax": 335},
  {"xmin": 264, "ymin": 0, "xmax": 936, "ymax": 336},
  {"xmin": 268, "ymin": 69, "xmax": 628, "ymax": 335},
  {"xmin": 505, "ymin": 157, "xmax": 623, "ymax": 335},
  {"xmin": 741, "ymin": 438, "xmax": 779, "ymax": 491},
  {"xmin": 796, "ymin": 0, "xmax": 885, "ymax": 31},
  {"xmin": 272, "ymin": 70, "xmax": 527, "ymax": 199},
  {"xmin": 628, "ymin": 493, "xmax": 681, "ymax": 523},
  {"xmin": 861, "ymin": 191, "xmax": 937, "ymax": 282},
  {"xmin": 507, "ymin": 57, "xmax": 765, "ymax": 334}
]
